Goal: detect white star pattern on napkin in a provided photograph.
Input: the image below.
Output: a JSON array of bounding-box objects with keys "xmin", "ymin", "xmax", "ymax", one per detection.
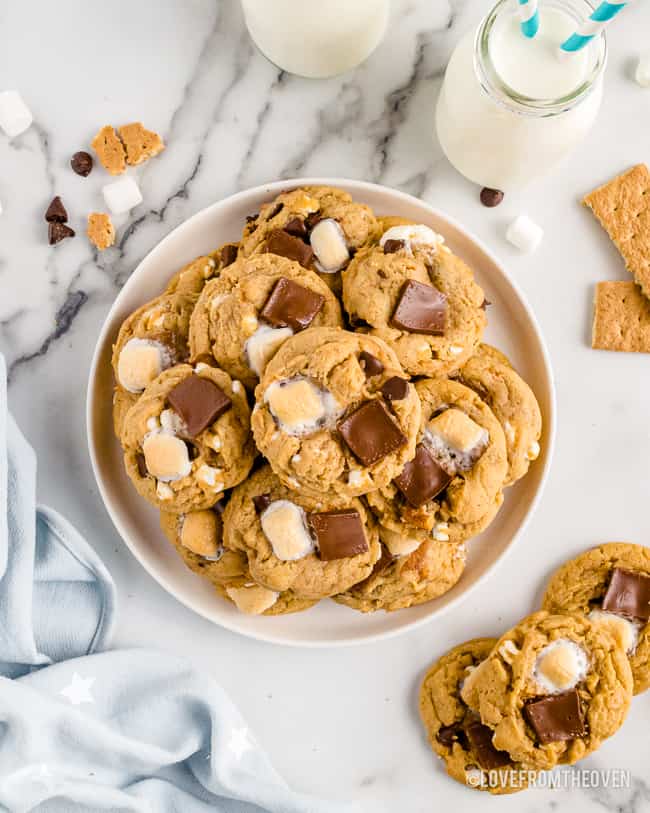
[
  {"xmin": 60, "ymin": 673, "xmax": 95, "ymax": 705},
  {"xmin": 228, "ymin": 727, "xmax": 253, "ymax": 760}
]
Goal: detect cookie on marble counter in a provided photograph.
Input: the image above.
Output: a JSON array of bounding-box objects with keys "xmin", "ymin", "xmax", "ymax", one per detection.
[
  {"xmin": 460, "ymin": 611, "xmax": 633, "ymax": 770},
  {"xmin": 419, "ymin": 638, "xmax": 531, "ymax": 794},
  {"xmin": 121, "ymin": 362, "xmax": 255, "ymax": 512},
  {"xmin": 189, "ymin": 253, "xmax": 343, "ymax": 390},
  {"xmin": 457, "ymin": 346, "xmax": 542, "ymax": 485},
  {"xmin": 333, "ymin": 538, "xmax": 465, "ymax": 613},
  {"xmin": 341, "ymin": 223, "xmax": 486, "ymax": 377},
  {"xmin": 542, "ymin": 542, "xmax": 650, "ymax": 694},
  {"xmin": 165, "ymin": 244, "xmax": 239, "ymax": 296},
  {"xmin": 252, "ymin": 327, "xmax": 421, "ymax": 501},
  {"xmin": 223, "ymin": 465, "xmax": 380, "ymax": 600}
]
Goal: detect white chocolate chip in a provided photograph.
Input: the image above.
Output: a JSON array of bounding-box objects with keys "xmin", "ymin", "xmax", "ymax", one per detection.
[
  {"xmin": 102, "ymin": 176, "xmax": 143, "ymax": 215},
  {"xmin": 143, "ymin": 433, "xmax": 191, "ymax": 482},
  {"xmin": 0, "ymin": 90, "xmax": 33, "ymax": 138},
  {"xmin": 533, "ymin": 639, "xmax": 588, "ymax": 694},
  {"xmin": 503, "ymin": 420, "xmax": 516, "ymax": 444},
  {"xmin": 527, "ymin": 440, "xmax": 540, "ymax": 461},
  {"xmin": 225, "ymin": 584, "xmax": 279, "ymax": 615},
  {"xmin": 425, "ymin": 409, "xmax": 489, "ymax": 475},
  {"xmin": 291, "ymin": 454, "xmax": 302, "ymax": 464},
  {"xmin": 146, "ymin": 416, "xmax": 160, "ymax": 433},
  {"xmin": 498, "ymin": 639, "xmax": 520, "ymax": 664},
  {"xmin": 348, "ymin": 469, "xmax": 363, "ymax": 487},
  {"xmin": 432, "ymin": 522, "xmax": 449, "ymax": 542},
  {"xmin": 156, "ymin": 481, "xmax": 174, "ymax": 501},
  {"xmin": 506, "ymin": 215, "xmax": 544, "ymax": 254},
  {"xmin": 231, "ymin": 381, "xmax": 243, "ymax": 395},
  {"xmin": 180, "ymin": 511, "xmax": 220, "ymax": 558},
  {"xmin": 117, "ymin": 338, "xmax": 170, "ymax": 393},
  {"xmin": 588, "ymin": 610, "xmax": 639, "ymax": 654},
  {"xmin": 194, "ymin": 362, "xmax": 212, "ymax": 373},
  {"xmin": 310, "ymin": 218, "xmax": 350, "ymax": 273},
  {"xmin": 242, "ymin": 313, "xmax": 259, "ymax": 334},
  {"xmin": 210, "ymin": 294, "xmax": 229, "ymax": 315},
  {"xmin": 449, "ymin": 345, "xmax": 464, "ymax": 356},
  {"xmin": 208, "ymin": 434, "xmax": 222, "ymax": 452},
  {"xmin": 380, "ymin": 224, "xmax": 444, "ymax": 255},
  {"xmin": 379, "ymin": 526, "xmax": 421, "ymax": 557},
  {"xmin": 160, "ymin": 408, "xmax": 185, "ymax": 435},
  {"xmin": 245, "ymin": 324, "xmax": 294, "ymax": 377},
  {"xmin": 196, "ymin": 464, "xmax": 224, "ymax": 491},
  {"xmin": 260, "ymin": 500, "xmax": 315, "ymax": 561},
  {"xmin": 264, "ymin": 377, "xmax": 340, "ymax": 436}
]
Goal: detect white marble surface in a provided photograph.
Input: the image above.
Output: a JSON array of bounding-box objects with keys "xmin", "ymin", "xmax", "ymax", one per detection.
[{"xmin": 2, "ymin": 0, "xmax": 650, "ymax": 809}]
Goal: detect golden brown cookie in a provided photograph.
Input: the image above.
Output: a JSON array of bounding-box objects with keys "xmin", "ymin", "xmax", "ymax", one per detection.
[
  {"xmin": 164, "ymin": 249, "xmax": 233, "ymax": 297},
  {"xmin": 542, "ymin": 542, "xmax": 650, "ymax": 694}
]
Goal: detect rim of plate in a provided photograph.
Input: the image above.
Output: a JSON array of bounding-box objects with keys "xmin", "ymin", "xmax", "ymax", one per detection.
[{"xmin": 86, "ymin": 177, "xmax": 556, "ymax": 648}]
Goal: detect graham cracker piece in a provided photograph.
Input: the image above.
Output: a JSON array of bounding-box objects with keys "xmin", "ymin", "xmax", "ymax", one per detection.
[
  {"xmin": 583, "ymin": 164, "xmax": 650, "ymax": 298},
  {"xmin": 592, "ymin": 281, "xmax": 650, "ymax": 353},
  {"xmin": 87, "ymin": 212, "xmax": 116, "ymax": 251},
  {"xmin": 118, "ymin": 122, "xmax": 165, "ymax": 166},
  {"xmin": 91, "ymin": 125, "xmax": 126, "ymax": 175}
]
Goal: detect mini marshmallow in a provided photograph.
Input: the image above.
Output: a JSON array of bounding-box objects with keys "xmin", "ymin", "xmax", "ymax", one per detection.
[
  {"xmin": 425, "ymin": 408, "xmax": 489, "ymax": 474},
  {"xmin": 0, "ymin": 91, "xmax": 33, "ymax": 138},
  {"xmin": 380, "ymin": 223, "xmax": 444, "ymax": 255},
  {"xmin": 196, "ymin": 465, "xmax": 224, "ymax": 491},
  {"xmin": 533, "ymin": 639, "xmax": 588, "ymax": 694},
  {"xmin": 156, "ymin": 482, "xmax": 174, "ymax": 500},
  {"xmin": 527, "ymin": 440, "xmax": 541, "ymax": 461},
  {"xmin": 225, "ymin": 584, "xmax": 279, "ymax": 615},
  {"xmin": 160, "ymin": 408, "xmax": 186, "ymax": 435},
  {"xmin": 635, "ymin": 53, "xmax": 650, "ymax": 88},
  {"xmin": 180, "ymin": 510, "xmax": 220, "ymax": 558},
  {"xmin": 265, "ymin": 377, "xmax": 340, "ymax": 436},
  {"xmin": 379, "ymin": 526, "xmax": 421, "ymax": 557},
  {"xmin": 260, "ymin": 500, "xmax": 315, "ymax": 561},
  {"xmin": 506, "ymin": 215, "xmax": 544, "ymax": 254},
  {"xmin": 432, "ymin": 522, "xmax": 449, "ymax": 542},
  {"xmin": 498, "ymin": 639, "xmax": 520, "ymax": 664},
  {"xmin": 245, "ymin": 324, "xmax": 293, "ymax": 377},
  {"xmin": 117, "ymin": 338, "xmax": 170, "ymax": 392},
  {"xmin": 143, "ymin": 433, "xmax": 191, "ymax": 482},
  {"xmin": 310, "ymin": 218, "xmax": 350, "ymax": 273},
  {"xmin": 102, "ymin": 176, "xmax": 143, "ymax": 215},
  {"xmin": 589, "ymin": 610, "xmax": 639, "ymax": 653}
]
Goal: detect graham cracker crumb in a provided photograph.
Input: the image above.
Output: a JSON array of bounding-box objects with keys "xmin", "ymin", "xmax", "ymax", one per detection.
[
  {"xmin": 583, "ymin": 164, "xmax": 650, "ymax": 299},
  {"xmin": 91, "ymin": 125, "xmax": 127, "ymax": 175},
  {"xmin": 118, "ymin": 122, "xmax": 165, "ymax": 166},
  {"xmin": 87, "ymin": 212, "xmax": 116, "ymax": 251},
  {"xmin": 592, "ymin": 281, "xmax": 650, "ymax": 353}
]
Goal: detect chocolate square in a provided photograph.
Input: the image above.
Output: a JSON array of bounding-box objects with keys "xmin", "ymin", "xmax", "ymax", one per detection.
[
  {"xmin": 359, "ymin": 351, "xmax": 384, "ymax": 378},
  {"xmin": 308, "ymin": 508, "xmax": 368, "ymax": 561},
  {"xmin": 465, "ymin": 722, "xmax": 511, "ymax": 770},
  {"xmin": 390, "ymin": 279, "xmax": 447, "ymax": 335},
  {"xmin": 381, "ymin": 376, "xmax": 409, "ymax": 402},
  {"xmin": 436, "ymin": 723, "xmax": 466, "ymax": 749},
  {"xmin": 253, "ymin": 493, "xmax": 272, "ymax": 514},
  {"xmin": 338, "ymin": 399, "xmax": 407, "ymax": 467},
  {"xmin": 393, "ymin": 444, "xmax": 451, "ymax": 508},
  {"xmin": 601, "ymin": 567, "xmax": 650, "ymax": 621},
  {"xmin": 167, "ymin": 375, "xmax": 232, "ymax": 437},
  {"xmin": 220, "ymin": 243, "xmax": 238, "ymax": 267},
  {"xmin": 523, "ymin": 690, "xmax": 586, "ymax": 744},
  {"xmin": 383, "ymin": 239, "xmax": 406, "ymax": 254},
  {"xmin": 260, "ymin": 277, "xmax": 325, "ymax": 332},
  {"xmin": 265, "ymin": 228, "xmax": 314, "ymax": 267},
  {"xmin": 283, "ymin": 217, "xmax": 308, "ymax": 239}
]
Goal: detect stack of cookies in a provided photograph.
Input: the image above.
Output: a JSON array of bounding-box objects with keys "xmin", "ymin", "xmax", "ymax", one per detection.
[
  {"xmin": 419, "ymin": 542, "xmax": 650, "ymax": 793},
  {"xmin": 111, "ymin": 185, "xmax": 542, "ymax": 617}
]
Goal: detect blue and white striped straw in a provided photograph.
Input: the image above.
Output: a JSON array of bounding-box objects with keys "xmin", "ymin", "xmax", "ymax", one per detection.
[
  {"xmin": 518, "ymin": 0, "xmax": 540, "ymax": 38},
  {"xmin": 560, "ymin": 0, "xmax": 628, "ymax": 53}
]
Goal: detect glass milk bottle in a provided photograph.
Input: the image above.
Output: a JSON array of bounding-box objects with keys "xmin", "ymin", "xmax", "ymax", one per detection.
[
  {"xmin": 240, "ymin": 0, "xmax": 390, "ymax": 79},
  {"xmin": 436, "ymin": 0, "xmax": 607, "ymax": 191}
]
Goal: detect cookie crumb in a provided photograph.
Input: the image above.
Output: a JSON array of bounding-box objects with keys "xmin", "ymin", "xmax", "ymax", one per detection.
[
  {"xmin": 118, "ymin": 122, "xmax": 165, "ymax": 166},
  {"xmin": 91, "ymin": 125, "xmax": 126, "ymax": 175},
  {"xmin": 87, "ymin": 212, "xmax": 116, "ymax": 250}
]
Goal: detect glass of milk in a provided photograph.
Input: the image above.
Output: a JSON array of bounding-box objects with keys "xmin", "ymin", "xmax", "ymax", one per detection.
[
  {"xmin": 240, "ymin": 0, "xmax": 390, "ymax": 79},
  {"xmin": 436, "ymin": 0, "xmax": 607, "ymax": 191}
]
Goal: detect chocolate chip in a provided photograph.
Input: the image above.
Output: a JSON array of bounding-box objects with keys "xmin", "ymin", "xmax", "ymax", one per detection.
[
  {"xmin": 253, "ymin": 493, "xmax": 272, "ymax": 514},
  {"xmin": 602, "ymin": 567, "xmax": 650, "ymax": 621},
  {"xmin": 246, "ymin": 213, "xmax": 259, "ymax": 224},
  {"xmin": 338, "ymin": 399, "xmax": 407, "ymax": 467},
  {"xmin": 383, "ymin": 239, "xmax": 406, "ymax": 254},
  {"xmin": 70, "ymin": 151, "xmax": 93, "ymax": 177},
  {"xmin": 167, "ymin": 375, "xmax": 232, "ymax": 437},
  {"xmin": 381, "ymin": 376, "xmax": 409, "ymax": 402},
  {"xmin": 308, "ymin": 509, "xmax": 368, "ymax": 561},
  {"xmin": 359, "ymin": 351, "xmax": 384, "ymax": 378},
  {"xmin": 436, "ymin": 723, "xmax": 467, "ymax": 749},
  {"xmin": 45, "ymin": 196, "xmax": 68, "ymax": 223},
  {"xmin": 465, "ymin": 722, "xmax": 510, "ymax": 770},
  {"xmin": 480, "ymin": 298, "xmax": 491, "ymax": 310},
  {"xmin": 265, "ymin": 229, "xmax": 315, "ymax": 268},
  {"xmin": 480, "ymin": 187, "xmax": 504, "ymax": 207},
  {"xmin": 186, "ymin": 442, "xmax": 200, "ymax": 460},
  {"xmin": 304, "ymin": 211, "xmax": 322, "ymax": 231},
  {"xmin": 284, "ymin": 217, "xmax": 308, "ymax": 239},
  {"xmin": 393, "ymin": 444, "xmax": 451, "ymax": 508},
  {"xmin": 48, "ymin": 222, "xmax": 75, "ymax": 245},
  {"xmin": 266, "ymin": 202, "xmax": 284, "ymax": 220},
  {"xmin": 260, "ymin": 276, "xmax": 324, "ymax": 331},
  {"xmin": 390, "ymin": 279, "xmax": 447, "ymax": 335},
  {"xmin": 220, "ymin": 243, "xmax": 238, "ymax": 267},
  {"xmin": 523, "ymin": 690, "xmax": 586, "ymax": 744},
  {"xmin": 136, "ymin": 453, "xmax": 148, "ymax": 478}
]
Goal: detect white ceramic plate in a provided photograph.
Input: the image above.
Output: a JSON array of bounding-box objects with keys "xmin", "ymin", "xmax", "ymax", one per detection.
[{"xmin": 87, "ymin": 178, "xmax": 555, "ymax": 648}]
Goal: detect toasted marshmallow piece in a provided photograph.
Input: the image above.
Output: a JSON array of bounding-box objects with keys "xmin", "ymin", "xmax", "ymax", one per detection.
[
  {"xmin": 589, "ymin": 609, "xmax": 639, "ymax": 654},
  {"xmin": 103, "ymin": 176, "xmax": 143, "ymax": 215},
  {"xmin": 0, "ymin": 91, "xmax": 33, "ymax": 138},
  {"xmin": 425, "ymin": 408, "xmax": 488, "ymax": 475},
  {"xmin": 533, "ymin": 639, "xmax": 588, "ymax": 694},
  {"xmin": 143, "ymin": 433, "xmax": 191, "ymax": 482},
  {"xmin": 506, "ymin": 215, "xmax": 543, "ymax": 254},
  {"xmin": 160, "ymin": 408, "xmax": 185, "ymax": 435},
  {"xmin": 380, "ymin": 224, "xmax": 444, "ymax": 254},
  {"xmin": 265, "ymin": 377, "xmax": 339, "ymax": 436},
  {"xmin": 310, "ymin": 218, "xmax": 349, "ymax": 273},
  {"xmin": 196, "ymin": 465, "xmax": 224, "ymax": 491},
  {"xmin": 180, "ymin": 510, "xmax": 220, "ymax": 558},
  {"xmin": 260, "ymin": 500, "xmax": 315, "ymax": 561},
  {"xmin": 245, "ymin": 324, "xmax": 293, "ymax": 377},
  {"xmin": 118, "ymin": 338, "xmax": 170, "ymax": 393},
  {"xmin": 225, "ymin": 584, "xmax": 279, "ymax": 615},
  {"xmin": 379, "ymin": 526, "xmax": 421, "ymax": 557}
]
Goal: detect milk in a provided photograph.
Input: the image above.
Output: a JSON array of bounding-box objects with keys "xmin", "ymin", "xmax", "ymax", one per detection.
[
  {"xmin": 240, "ymin": 0, "xmax": 390, "ymax": 79},
  {"xmin": 436, "ymin": 1, "xmax": 606, "ymax": 191}
]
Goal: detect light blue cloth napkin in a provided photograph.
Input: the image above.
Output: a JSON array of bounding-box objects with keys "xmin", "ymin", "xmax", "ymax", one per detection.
[{"xmin": 0, "ymin": 355, "xmax": 357, "ymax": 813}]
